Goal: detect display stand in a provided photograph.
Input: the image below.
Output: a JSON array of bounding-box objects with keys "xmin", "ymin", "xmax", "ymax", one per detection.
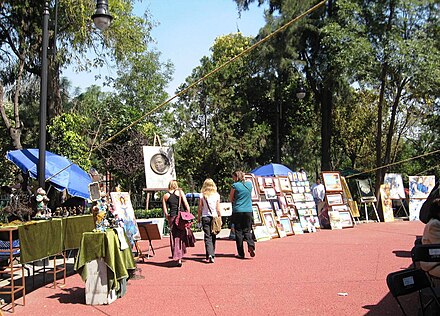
[
  {"xmin": 360, "ymin": 201, "xmax": 380, "ymax": 222},
  {"xmin": 394, "ymin": 199, "xmax": 409, "ymax": 218},
  {"xmin": 136, "ymin": 223, "xmax": 161, "ymax": 261}
]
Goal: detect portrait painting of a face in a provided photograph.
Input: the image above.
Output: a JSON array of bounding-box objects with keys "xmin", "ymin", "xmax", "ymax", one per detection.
[
  {"xmin": 150, "ymin": 153, "xmax": 170, "ymax": 175},
  {"xmin": 143, "ymin": 146, "xmax": 176, "ymax": 189}
]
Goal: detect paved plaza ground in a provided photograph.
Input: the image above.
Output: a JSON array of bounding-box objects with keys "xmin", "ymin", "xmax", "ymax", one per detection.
[{"xmin": 3, "ymin": 220, "xmax": 426, "ymax": 315}]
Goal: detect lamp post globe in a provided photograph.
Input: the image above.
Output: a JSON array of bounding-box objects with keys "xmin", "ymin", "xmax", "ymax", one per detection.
[{"xmin": 91, "ymin": 0, "xmax": 113, "ymax": 30}]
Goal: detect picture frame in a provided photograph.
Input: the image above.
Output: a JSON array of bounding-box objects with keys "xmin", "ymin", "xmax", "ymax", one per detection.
[
  {"xmin": 326, "ymin": 193, "xmax": 344, "ymax": 206},
  {"xmin": 383, "ymin": 173, "xmax": 405, "ymax": 200},
  {"xmin": 278, "ymin": 176, "xmax": 292, "ymax": 192},
  {"xmin": 321, "ymin": 171, "xmax": 343, "ymax": 192},
  {"xmin": 278, "ymin": 196, "xmax": 288, "ymax": 214},
  {"xmin": 285, "ymin": 194, "xmax": 294, "ymax": 206},
  {"xmin": 256, "ymin": 176, "xmax": 265, "ymax": 195},
  {"xmin": 253, "ymin": 225, "xmax": 271, "ymax": 242},
  {"xmin": 261, "ymin": 210, "xmax": 278, "ymax": 238},
  {"xmin": 355, "ymin": 178, "xmax": 376, "ymax": 203},
  {"xmin": 339, "ymin": 211, "xmax": 354, "ymax": 228},
  {"xmin": 263, "ymin": 177, "xmax": 273, "ymax": 188},
  {"xmin": 252, "ymin": 204, "xmax": 262, "ymax": 225},
  {"xmin": 272, "ymin": 177, "xmax": 281, "ymax": 194},
  {"xmin": 279, "ymin": 217, "xmax": 294, "ymax": 236},
  {"xmin": 291, "ymin": 222, "xmax": 304, "ymax": 234},
  {"xmin": 244, "ymin": 173, "xmax": 260, "ymax": 201},
  {"xmin": 264, "ymin": 188, "xmax": 277, "ymax": 200}
]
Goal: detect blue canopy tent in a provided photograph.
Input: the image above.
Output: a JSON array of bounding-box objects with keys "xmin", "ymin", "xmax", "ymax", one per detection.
[
  {"xmin": 6, "ymin": 149, "xmax": 92, "ymax": 200},
  {"xmin": 250, "ymin": 163, "xmax": 294, "ymax": 177}
]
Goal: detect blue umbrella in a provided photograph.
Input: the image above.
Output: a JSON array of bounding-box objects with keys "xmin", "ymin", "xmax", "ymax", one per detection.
[
  {"xmin": 6, "ymin": 148, "xmax": 91, "ymax": 199},
  {"xmin": 250, "ymin": 163, "xmax": 294, "ymax": 176}
]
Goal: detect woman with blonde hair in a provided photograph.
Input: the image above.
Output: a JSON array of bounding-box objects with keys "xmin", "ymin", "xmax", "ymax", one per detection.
[
  {"xmin": 197, "ymin": 178, "xmax": 221, "ymax": 263},
  {"xmin": 162, "ymin": 180, "xmax": 191, "ymax": 266}
]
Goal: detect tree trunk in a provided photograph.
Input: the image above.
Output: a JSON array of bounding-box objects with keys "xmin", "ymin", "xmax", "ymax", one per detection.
[
  {"xmin": 320, "ymin": 84, "xmax": 333, "ymax": 171},
  {"xmin": 375, "ymin": 65, "xmax": 387, "ymax": 199}
]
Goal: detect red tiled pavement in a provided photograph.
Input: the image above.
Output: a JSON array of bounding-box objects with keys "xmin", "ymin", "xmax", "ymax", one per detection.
[{"xmin": 6, "ymin": 220, "xmax": 424, "ymax": 315}]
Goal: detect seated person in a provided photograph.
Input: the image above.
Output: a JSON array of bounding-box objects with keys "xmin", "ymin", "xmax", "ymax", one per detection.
[{"xmin": 421, "ymin": 198, "xmax": 440, "ymax": 278}]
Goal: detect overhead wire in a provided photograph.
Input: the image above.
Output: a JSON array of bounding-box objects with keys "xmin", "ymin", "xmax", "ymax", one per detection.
[
  {"xmin": 92, "ymin": 0, "xmax": 328, "ymax": 152},
  {"xmin": 345, "ymin": 148, "xmax": 440, "ymax": 179}
]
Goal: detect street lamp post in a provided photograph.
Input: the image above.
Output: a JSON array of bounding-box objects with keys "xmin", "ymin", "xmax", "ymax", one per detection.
[
  {"xmin": 275, "ymin": 82, "xmax": 306, "ymax": 164},
  {"xmin": 38, "ymin": 0, "xmax": 113, "ymax": 187}
]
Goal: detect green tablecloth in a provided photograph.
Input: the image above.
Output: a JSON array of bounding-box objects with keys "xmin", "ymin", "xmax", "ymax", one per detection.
[
  {"xmin": 62, "ymin": 215, "xmax": 95, "ymax": 250},
  {"xmin": 74, "ymin": 229, "xmax": 136, "ymax": 292},
  {"xmin": 18, "ymin": 219, "xmax": 63, "ymax": 263},
  {"xmin": 17, "ymin": 215, "xmax": 95, "ymax": 263}
]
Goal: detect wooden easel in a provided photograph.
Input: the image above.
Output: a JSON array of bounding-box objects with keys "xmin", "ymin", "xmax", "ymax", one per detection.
[
  {"xmin": 393, "ymin": 198, "xmax": 409, "ymax": 218},
  {"xmin": 360, "ymin": 199, "xmax": 380, "ymax": 222}
]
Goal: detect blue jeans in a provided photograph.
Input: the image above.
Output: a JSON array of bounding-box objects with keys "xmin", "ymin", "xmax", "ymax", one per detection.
[{"xmin": 202, "ymin": 216, "xmax": 216, "ymax": 259}]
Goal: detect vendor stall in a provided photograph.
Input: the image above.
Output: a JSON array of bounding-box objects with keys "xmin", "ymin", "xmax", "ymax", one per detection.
[{"xmin": 74, "ymin": 228, "xmax": 136, "ymax": 305}]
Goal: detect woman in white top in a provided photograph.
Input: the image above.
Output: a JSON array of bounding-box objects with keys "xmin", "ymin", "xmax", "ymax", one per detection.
[{"xmin": 197, "ymin": 178, "xmax": 221, "ymax": 263}]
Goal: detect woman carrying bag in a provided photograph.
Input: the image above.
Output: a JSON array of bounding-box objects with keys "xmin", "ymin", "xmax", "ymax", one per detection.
[
  {"xmin": 162, "ymin": 180, "xmax": 192, "ymax": 267},
  {"xmin": 197, "ymin": 178, "xmax": 222, "ymax": 263}
]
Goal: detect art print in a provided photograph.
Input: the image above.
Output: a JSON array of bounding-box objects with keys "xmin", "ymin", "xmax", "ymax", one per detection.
[
  {"xmin": 110, "ymin": 192, "xmax": 140, "ymax": 245},
  {"xmin": 252, "ymin": 204, "xmax": 262, "ymax": 225},
  {"xmin": 278, "ymin": 176, "xmax": 292, "ymax": 192},
  {"xmin": 321, "ymin": 172, "xmax": 343, "ymax": 192},
  {"xmin": 326, "ymin": 193, "xmax": 344, "ymax": 206},
  {"xmin": 380, "ymin": 184, "xmax": 394, "ymax": 222},
  {"xmin": 409, "ymin": 176, "xmax": 436, "ymax": 199},
  {"xmin": 263, "ymin": 177, "xmax": 273, "ymax": 188},
  {"xmin": 339, "ymin": 211, "xmax": 354, "ymax": 228},
  {"xmin": 256, "ymin": 176, "xmax": 265, "ymax": 195},
  {"xmin": 244, "ymin": 173, "xmax": 260, "ymax": 201},
  {"xmin": 383, "ymin": 173, "xmax": 405, "ymax": 199},
  {"xmin": 143, "ymin": 146, "xmax": 176, "ymax": 190},
  {"xmin": 253, "ymin": 225, "xmax": 271, "ymax": 242},
  {"xmin": 272, "ymin": 177, "xmax": 281, "ymax": 193},
  {"xmin": 261, "ymin": 210, "xmax": 278, "ymax": 238},
  {"xmin": 355, "ymin": 179, "xmax": 376, "ymax": 202},
  {"xmin": 264, "ymin": 188, "xmax": 277, "ymax": 200}
]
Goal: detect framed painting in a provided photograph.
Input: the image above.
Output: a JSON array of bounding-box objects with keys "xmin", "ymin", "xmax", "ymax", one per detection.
[
  {"xmin": 380, "ymin": 184, "xmax": 395, "ymax": 222},
  {"xmin": 383, "ymin": 173, "xmax": 405, "ymax": 200},
  {"xmin": 244, "ymin": 173, "xmax": 260, "ymax": 201},
  {"xmin": 409, "ymin": 175, "xmax": 436, "ymax": 199},
  {"xmin": 256, "ymin": 201, "xmax": 273, "ymax": 211},
  {"xmin": 339, "ymin": 211, "xmax": 354, "ymax": 228},
  {"xmin": 326, "ymin": 193, "xmax": 344, "ymax": 206},
  {"xmin": 321, "ymin": 171, "xmax": 343, "ymax": 192},
  {"xmin": 285, "ymin": 194, "xmax": 294, "ymax": 206},
  {"xmin": 261, "ymin": 210, "xmax": 278, "ymax": 238},
  {"xmin": 256, "ymin": 176, "xmax": 265, "ymax": 195},
  {"xmin": 253, "ymin": 225, "xmax": 271, "ymax": 242},
  {"xmin": 273, "ymin": 177, "xmax": 281, "ymax": 194},
  {"xmin": 252, "ymin": 204, "xmax": 263, "ymax": 225},
  {"xmin": 264, "ymin": 188, "xmax": 277, "ymax": 200},
  {"xmin": 288, "ymin": 206, "xmax": 298, "ymax": 220},
  {"xmin": 263, "ymin": 177, "xmax": 273, "ymax": 188},
  {"xmin": 292, "ymin": 222, "xmax": 304, "ymax": 234},
  {"xmin": 278, "ymin": 176, "xmax": 292, "ymax": 192},
  {"xmin": 278, "ymin": 196, "xmax": 288, "ymax": 214},
  {"xmin": 355, "ymin": 178, "xmax": 376, "ymax": 203}
]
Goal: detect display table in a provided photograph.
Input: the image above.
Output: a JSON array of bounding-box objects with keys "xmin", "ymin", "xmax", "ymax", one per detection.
[{"xmin": 74, "ymin": 229, "xmax": 136, "ymax": 305}]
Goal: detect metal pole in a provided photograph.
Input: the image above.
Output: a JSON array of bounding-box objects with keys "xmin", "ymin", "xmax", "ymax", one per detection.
[{"xmin": 38, "ymin": 1, "xmax": 49, "ymax": 188}]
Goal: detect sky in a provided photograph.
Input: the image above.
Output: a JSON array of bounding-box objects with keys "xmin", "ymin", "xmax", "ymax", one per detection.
[{"xmin": 65, "ymin": 1, "xmax": 267, "ymax": 96}]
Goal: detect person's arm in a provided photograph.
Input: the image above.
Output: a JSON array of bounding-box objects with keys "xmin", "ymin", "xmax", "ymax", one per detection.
[
  {"xmin": 229, "ymin": 188, "xmax": 235, "ymax": 203},
  {"xmin": 162, "ymin": 193, "xmax": 170, "ymax": 221},
  {"xmin": 197, "ymin": 196, "xmax": 203, "ymax": 223},
  {"xmin": 181, "ymin": 190, "xmax": 191, "ymax": 212},
  {"xmin": 216, "ymin": 196, "xmax": 221, "ymax": 217}
]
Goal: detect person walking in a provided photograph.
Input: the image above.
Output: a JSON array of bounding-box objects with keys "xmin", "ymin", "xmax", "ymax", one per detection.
[
  {"xmin": 197, "ymin": 178, "xmax": 221, "ymax": 263},
  {"xmin": 229, "ymin": 170, "xmax": 255, "ymax": 259},
  {"xmin": 162, "ymin": 180, "xmax": 191, "ymax": 267},
  {"xmin": 311, "ymin": 177, "xmax": 326, "ymax": 215}
]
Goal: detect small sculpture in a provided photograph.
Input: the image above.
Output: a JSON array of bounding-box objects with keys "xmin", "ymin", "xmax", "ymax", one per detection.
[{"xmin": 35, "ymin": 187, "xmax": 49, "ymax": 218}]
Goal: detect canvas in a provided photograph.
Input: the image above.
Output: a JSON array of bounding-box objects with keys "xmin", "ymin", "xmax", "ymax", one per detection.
[{"xmin": 110, "ymin": 192, "xmax": 141, "ymax": 245}]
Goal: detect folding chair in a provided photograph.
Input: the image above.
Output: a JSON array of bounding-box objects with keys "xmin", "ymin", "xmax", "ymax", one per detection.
[
  {"xmin": 411, "ymin": 243, "xmax": 440, "ymax": 272},
  {"xmin": 387, "ymin": 268, "xmax": 440, "ymax": 315}
]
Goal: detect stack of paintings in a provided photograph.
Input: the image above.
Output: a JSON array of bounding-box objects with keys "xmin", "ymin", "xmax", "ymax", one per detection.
[{"xmin": 246, "ymin": 170, "xmax": 318, "ymax": 241}]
